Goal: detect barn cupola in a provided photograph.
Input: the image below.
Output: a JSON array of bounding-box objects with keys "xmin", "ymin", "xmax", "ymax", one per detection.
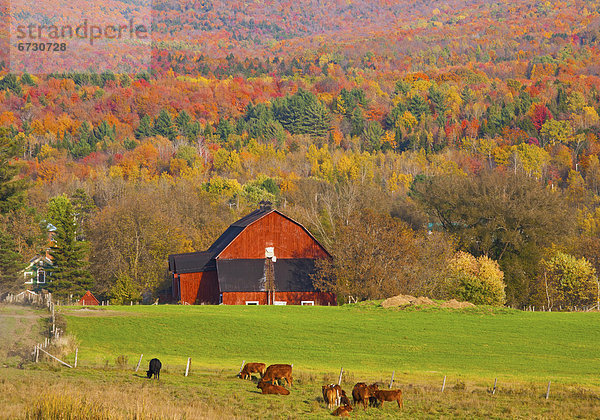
[{"xmin": 259, "ymin": 200, "xmax": 272, "ymax": 211}]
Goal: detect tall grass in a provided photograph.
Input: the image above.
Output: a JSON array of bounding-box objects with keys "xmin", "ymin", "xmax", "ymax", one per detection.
[
  {"xmin": 3, "ymin": 366, "xmax": 600, "ymax": 419},
  {"xmin": 26, "ymin": 394, "xmax": 108, "ymax": 420}
]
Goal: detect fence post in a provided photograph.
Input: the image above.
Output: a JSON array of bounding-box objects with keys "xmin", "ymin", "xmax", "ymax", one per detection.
[
  {"xmin": 492, "ymin": 378, "xmax": 497, "ymax": 395},
  {"xmin": 74, "ymin": 348, "xmax": 78, "ymax": 368},
  {"xmin": 37, "ymin": 346, "xmax": 73, "ymax": 368},
  {"xmin": 238, "ymin": 360, "xmax": 246, "ymax": 376},
  {"xmin": 135, "ymin": 354, "xmax": 143, "ymax": 372},
  {"xmin": 185, "ymin": 357, "xmax": 191, "ymax": 377},
  {"xmin": 545, "ymin": 381, "xmax": 551, "ymax": 399},
  {"xmin": 389, "ymin": 371, "xmax": 395, "ymax": 389},
  {"xmin": 337, "ymin": 367, "xmax": 344, "ymax": 385},
  {"xmin": 441, "ymin": 376, "xmax": 446, "ymax": 392}
]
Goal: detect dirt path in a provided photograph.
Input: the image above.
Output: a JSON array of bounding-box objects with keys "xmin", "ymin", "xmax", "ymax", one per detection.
[{"xmin": 0, "ymin": 304, "xmax": 47, "ymax": 366}]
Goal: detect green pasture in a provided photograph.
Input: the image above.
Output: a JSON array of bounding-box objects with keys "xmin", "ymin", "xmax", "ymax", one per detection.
[{"xmin": 62, "ymin": 304, "xmax": 600, "ymax": 386}]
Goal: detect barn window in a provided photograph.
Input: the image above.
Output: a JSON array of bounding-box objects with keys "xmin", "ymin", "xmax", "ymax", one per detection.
[
  {"xmin": 245, "ymin": 301, "xmax": 259, "ymax": 305},
  {"xmin": 301, "ymin": 301, "xmax": 314, "ymax": 306},
  {"xmin": 37, "ymin": 268, "xmax": 46, "ymax": 284},
  {"xmin": 273, "ymin": 301, "xmax": 287, "ymax": 305}
]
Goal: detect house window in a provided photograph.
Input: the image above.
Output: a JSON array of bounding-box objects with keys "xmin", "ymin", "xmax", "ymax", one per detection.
[
  {"xmin": 301, "ymin": 300, "xmax": 314, "ymax": 306},
  {"xmin": 37, "ymin": 268, "xmax": 46, "ymax": 284},
  {"xmin": 245, "ymin": 301, "xmax": 259, "ymax": 305},
  {"xmin": 24, "ymin": 272, "xmax": 33, "ymax": 284},
  {"xmin": 273, "ymin": 301, "xmax": 287, "ymax": 305}
]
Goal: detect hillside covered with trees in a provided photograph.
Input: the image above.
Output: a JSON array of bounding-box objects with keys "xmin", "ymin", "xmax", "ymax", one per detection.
[{"xmin": 2, "ymin": 0, "xmax": 600, "ymax": 309}]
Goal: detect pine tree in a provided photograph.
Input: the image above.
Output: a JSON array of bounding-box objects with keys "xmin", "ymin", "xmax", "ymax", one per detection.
[
  {"xmin": 135, "ymin": 115, "xmax": 154, "ymax": 139},
  {"xmin": 0, "ymin": 229, "xmax": 25, "ymax": 294},
  {"xmin": 46, "ymin": 195, "xmax": 92, "ymax": 298},
  {"xmin": 0, "ymin": 131, "xmax": 28, "ymax": 293},
  {"xmin": 153, "ymin": 110, "xmax": 177, "ymax": 141},
  {"xmin": 0, "ymin": 131, "xmax": 27, "ymax": 214}
]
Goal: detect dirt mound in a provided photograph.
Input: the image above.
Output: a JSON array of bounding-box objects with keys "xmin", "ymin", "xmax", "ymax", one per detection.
[
  {"xmin": 413, "ymin": 296, "xmax": 436, "ymax": 306},
  {"xmin": 440, "ymin": 299, "xmax": 476, "ymax": 309},
  {"xmin": 381, "ymin": 295, "xmax": 475, "ymax": 309},
  {"xmin": 381, "ymin": 295, "xmax": 415, "ymax": 308}
]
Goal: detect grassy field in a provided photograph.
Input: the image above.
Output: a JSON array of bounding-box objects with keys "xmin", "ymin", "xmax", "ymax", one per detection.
[
  {"xmin": 63, "ymin": 304, "xmax": 600, "ymax": 385},
  {"xmin": 3, "ymin": 303, "xmax": 600, "ymax": 419}
]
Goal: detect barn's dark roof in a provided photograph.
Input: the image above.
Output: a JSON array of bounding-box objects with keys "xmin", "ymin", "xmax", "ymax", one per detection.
[
  {"xmin": 169, "ymin": 204, "xmax": 329, "ymax": 277},
  {"xmin": 171, "ymin": 208, "xmax": 277, "ymax": 274},
  {"xmin": 206, "ymin": 207, "xmax": 275, "ymax": 256},
  {"xmin": 216, "ymin": 258, "xmax": 317, "ymax": 292},
  {"xmin": 169, "ymin": 251, "xmax": 216, "ymax": 273}
]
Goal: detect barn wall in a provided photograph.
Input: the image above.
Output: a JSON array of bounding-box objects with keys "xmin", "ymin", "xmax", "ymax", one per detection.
[
  {"xmin": 222, "ymin": 291, "xmax": 336, "ymax": 306},
  {"xmin": 79, "ymin": 297, "xmax": 99, "ymax": 305},
  {"xmin": 218, "ymin": 212, "xmax": 329, "ymax": 259},
  {"xmin": 178, "ymin": 271, "xmax": 220, "ymax": 304}
]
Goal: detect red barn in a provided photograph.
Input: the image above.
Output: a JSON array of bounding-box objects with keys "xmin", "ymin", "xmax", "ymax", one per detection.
[
  {"xmin": 169, "ymin": 203, "xmax": 336, "ymax": 306},
  {"xmin": 79, "ymin": 291, "xmax": 99, "ymax": 306}
]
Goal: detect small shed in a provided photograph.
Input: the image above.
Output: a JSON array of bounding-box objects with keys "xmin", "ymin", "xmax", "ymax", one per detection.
[
  {"xmin": 79, "ymin": 291, "xmax": 99, "ymax": 306},
  {"xmin": 169, "ymin": 202, "xmax": 336, "ymax": 305}
]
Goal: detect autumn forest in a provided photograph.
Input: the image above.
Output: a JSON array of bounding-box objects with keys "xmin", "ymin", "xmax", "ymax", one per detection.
[{"xmin": 2, "ymin": 0, "xmax": 600, "ymax": 309}]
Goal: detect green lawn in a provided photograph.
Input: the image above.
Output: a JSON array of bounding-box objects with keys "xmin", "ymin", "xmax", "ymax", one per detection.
[{"xmin": 62, "ymin": 305, "xmax": 600, "ymax": 386}]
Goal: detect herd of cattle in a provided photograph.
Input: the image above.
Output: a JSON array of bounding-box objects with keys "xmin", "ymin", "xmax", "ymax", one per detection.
[
  {"xmin": 239, "ymin": 361, "xmax": 403, "ymax": 416},
  {"xmin": 145, "ymin": 359, "xmax": 402, "ymax": 416}
]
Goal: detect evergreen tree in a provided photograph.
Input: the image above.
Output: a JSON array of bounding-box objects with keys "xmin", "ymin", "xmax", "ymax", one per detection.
[
  {"xmin": 175, "ymin": 110, "xmax": 191, "ymax": 134},
  {"xmin": 273, "ymin": 89, "xmax": 331, "ymax": 137},
  {"xmin": 0, "ymin": 131, "xmax": 27, "ymax": 214},
  {"xmin": 153, "ymin": 109, "xmax": 177, "ymax": 141},
  {"xmin": 20, "ymin": 72, "xmax": 35, "ymax": 86},
  {"xmin": 362, "ymin": 121, "xmax": 384, "ymax": 152},
  {"xmin": 92, "ymin": 120, "xmax": 115, "ymax": 146},
  {"xmin": 0, "ymin": 230, "xmax": 25, "ymax": 294},
  {"xmin": 0, "ymin": 74, "xmax": 22, "ymax": 95},
  {"xmin": 408, "ymin": 95, "xmax": 429, "ymax": 122},
  {"xmin": 46, "ymin": 195, "xmax": 92, "ymax": 298},
  {"xmin": 135, "ymin": 115, "xmax": 154, "ymax": 139},
  {"xmin": 0, "ymin": 130, "xmax": 28, "ymax": 293}
]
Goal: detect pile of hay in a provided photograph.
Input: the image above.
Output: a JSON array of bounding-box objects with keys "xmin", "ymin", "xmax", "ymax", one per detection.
[{"xmin": 381, "ymin": 294, "xmax": 475, "ymax": 309}]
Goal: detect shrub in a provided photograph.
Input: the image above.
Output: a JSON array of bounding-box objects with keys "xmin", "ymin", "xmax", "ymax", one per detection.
[
  {"xmin": 115, "ymin": 354, "xmax": 128, "ymax": 368},
  {"xmin": 445, "ymin": 252, "xmax": 506, "ymax": 306},
  {"xmin": 542, "ymin": 251, "xmax": 598, "ymax": 308}
]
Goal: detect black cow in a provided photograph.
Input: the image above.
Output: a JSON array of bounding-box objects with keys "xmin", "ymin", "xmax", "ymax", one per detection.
[{"xmin": 147, "ymin": 358, "xmax": 162, "ymax": 379}]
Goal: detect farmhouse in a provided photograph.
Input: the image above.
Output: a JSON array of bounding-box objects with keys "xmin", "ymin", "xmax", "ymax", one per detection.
[
  {"xmin": 168, "ymin": 202, "xmax": 336, "ymax": 305},
  {"xmin": 23, "ymin": 256, "xmax": 53, "ymax": 289}
]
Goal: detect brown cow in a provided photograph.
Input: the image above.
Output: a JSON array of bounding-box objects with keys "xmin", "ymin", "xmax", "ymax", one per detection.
[
  {"xmin": 257, "ymin": 380, "xmax": 290, "ymax": 395},
  {"xmin": 240, "ymin": 362, "xmax": 266, "ymax": 380},
  {"xmin": 322, "ymin": 384, "xmax": 350, "ymax": 410},
  {"xmin": 262, "ymin": 364, "xmax": 293, "ymax": 387},
  {"xmin": 373, "ymin": 389, "xmax": 403, "ymax": 409},
  {"xmin": 352, "ymin": 382, "xmax": 379, "ymax": 409},
  {"xmin": 331, "ymin": 404, "xmax": 353, "ymax": 417}
]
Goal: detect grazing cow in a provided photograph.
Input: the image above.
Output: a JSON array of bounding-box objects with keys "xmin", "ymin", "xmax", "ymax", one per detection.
[
  {"xmin": 352, "ymin": 382, "xmax": 379, "ymax": 409},
  {"xmin": 262, "ymin": 364, "xmax": 293, "ymax": 387},
  {"xmin": 373, "ymin": 389, "xmax": 403, "ymax": 409},
  {"xmin": 146, "ymin": 358, "xmax": 162, "ymax": 379},
  {"xmin": 240, "ymin": 362, "xmax": 266, "ymax": 380},
  {"xmin": 322, "ymin": 384, "xmax": 350, "ymax": 410},
  {"xmin": 257, "ymin": 380, "xmax": 290, "ymax": 395},
  {"xmin": 331, "ymin": 404, "xmax": 353, "ymax": 417}
]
